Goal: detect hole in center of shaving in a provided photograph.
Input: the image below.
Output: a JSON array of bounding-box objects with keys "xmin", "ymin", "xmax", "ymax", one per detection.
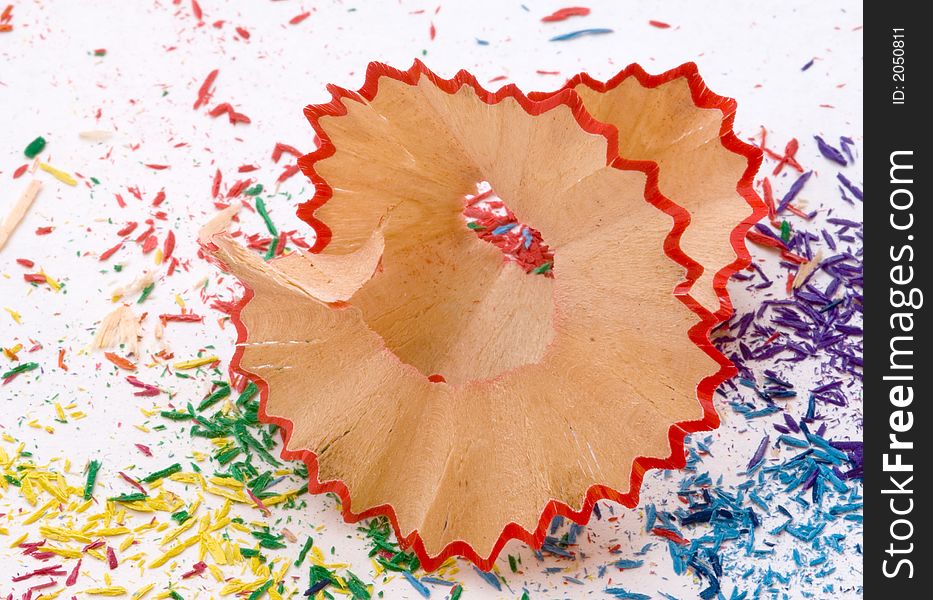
[
  {"xmin": 462, "ymin": 182, "xmax": 554, "ymax": 277},
  {"xmin": 348, "ymin": 181, "xmax": 556, "ymax": 387}
]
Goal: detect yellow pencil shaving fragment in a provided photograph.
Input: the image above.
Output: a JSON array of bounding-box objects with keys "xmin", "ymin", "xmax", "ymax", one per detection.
[
  {"xmin": 76, "ymin": 498, "xmax": 94, "ymax": 513},
  {"xmin": 38, "ymin": 526, "xmax": 92, "ymax": 543},
  {"xmin": 93, "ymin": 526, "xmax": 132, "ymax": 537},
  {"xmin": 155, "ymin": 248, "xmax": 163, "ymax": 265},
  {"xmin": 39, "ymin": 163, "xmax": 78, "ymax": 186},
  {"xmin": 207, "ymin": 486, "xmax": 247, "ymax": 503},
  {"xmin": 208, "ymin": 516, "xmax": 230, "ymax": 533},
  {"xmin": 209, "ymin": 476, "xmax": 244, "ymax": 489},
  {"xmin": 168, "ymin": 472, "xmax": 204, "ymax": 486},
  {"xmin": 36, "ymin": 590, "xmax": 64, "ymax": 600},
  {"xmin": 173, "ymin": 355, "xmax": 219, "ymax": 370},
  {"xmin": 119, "ymin": 535, "xmax": 135, "ymax": 552},
  {"xmin": 42, "ymin": 271, "xmax": 62, "ymax": 291},
  {"xmin": 38, "ymin": 545, "xmax": 83, "ymax": 558},
  {"xmin": 23, "ymin": 498, "xmax": 57, "ymax": 525},
  {"xmin": 221, "ymin": 577, "xmax": 268, "ymax": 595},
  {"xmin": 161, "ymin": 517, "xmax": 197, "ymax": 545},
  {"xmin": 87, "ymin": 547, "xmax": 106, "ymax": 561},
  {"xmin": 131, "ymin": 583, "xmax": 155, "ymax": 600},
  {"xmin": 10, "ymin": 532, "xmax": 29, "ymax": 548},
  {"xmin": 83, "ymin": 587, "xmax": 127, "ymax": 596},
  {"xmin": 149, "ymin": 533, "xmax": 199, "ymax": 568},
  {"xmin": 202, "ymin": 532, "xmax": 226, "ymax": 564},
  {"xmin": 4, "ymin": 307, "xmax": 23, "ymax": 323}
]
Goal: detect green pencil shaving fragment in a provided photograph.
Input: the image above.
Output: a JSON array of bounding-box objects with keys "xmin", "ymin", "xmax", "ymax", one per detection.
[
  {"xmin": 532, "ymin": 261, "xmax": 552, "ymax": 275},
  {"xmin": 25, "ymin": 136, "xmax": 47, "ymax": 158},
  {"xmin": 140, "ymin": 462, "xmax": 182, "ymax": 483},
  {"xmin": 197, "ymin": 382, "xmax": 231, "ymax": 411},
  {"xmin": 255, "ymin": 197, "xmax": 278, "ymax": 236},
  {"xmin": 109, "ymin": 492, "xmax": 149, "ymax": 503},
  {"xmin": 137, "ymin": 282, "xmax": 155, "ymax": 303},
  {"xmin": 83, "ymin": 460, "xmax": 101, "ymax": 500},
  {"xmin": 295, "ymin": 536, "xmax": 314, "ymax": 566},
  {"xmin": 2, "ymin": 362, "xmax": 39, "ymax": 379},
  {"xmin": 247, "ymin": 580, "xmax": 274, "ymax": 600}
]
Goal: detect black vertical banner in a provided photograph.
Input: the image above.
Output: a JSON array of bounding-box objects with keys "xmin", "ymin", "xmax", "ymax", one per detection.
[{"xmin": 864, "ymin": 2, "xmax": 930, "ymax": 596}]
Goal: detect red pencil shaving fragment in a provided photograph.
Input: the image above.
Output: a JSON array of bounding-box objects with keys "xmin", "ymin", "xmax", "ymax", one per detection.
[
  {"xmin": 235, "ymin": 26, "xmax": 250, "ymax": 39},
  {"xmin": 226, "ymin": 179, "xmax": 252, "ymax": 198},
  {"xmin": 541, "ymin": 6, "xmax": 590, "ymax": 22},
  {"xmin": 209, "ymin": 102, "xmax": 251, "ymax": 124},
  {"xmin": 272, "ymin": 143, "xmax": 302, "ymax": 162},
  {"xmin": 65, "ymin": 559, "xmax": 81, "ymax": 586},
  {"xmin": 126, "ymin": 376, "xmax": 161, "ymax": 397},
  {"xmin": 211, "ymin": 169, "xmax": 223, "ymax": 197},
  {"xmin": 142, "ymin": 234, "xmax": 158, "ymax": 254},
  {"xmin": 135, "ymin": 443, "xmax": 153, "ymax": 456},
  {"xmin": 289, "ymin": 12, "xmax": 310, "ymax": 25},
  {"xmin": 277, "ymin": 164, "xmax": 301, "ymax": 183},
  {"xmin": 119, "ymin": 470, "xmax": 149, "ymax": 493},
  {"xmin": 191, "ymin": 0, "xmax": 202, "ymax": 21},
  {"xmin": 648, "ymin": 20, "xmax": 672, "ymax": 28},
  {"xmin": 193, "ymin": 69, "xmax": 219, "ymax": 110},
  {"xmin": 163, "ymin": 230, "xmax": 176, "ymax": 261}
]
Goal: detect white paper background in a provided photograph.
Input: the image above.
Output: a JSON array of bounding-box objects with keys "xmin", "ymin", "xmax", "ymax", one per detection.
[{"xmin": 1, "ymin": 1, "xmax": 862, "ymax": 598}]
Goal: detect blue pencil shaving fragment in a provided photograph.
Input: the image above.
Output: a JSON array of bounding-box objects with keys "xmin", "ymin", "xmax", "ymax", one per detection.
[
  {"xmin": 613, "ymin": 559, "xmax": 644, "ymax": 570},
  {"xmin": 401, "ymin": 572, "xmax": 431, "ymax": 598},
  {"xmin": 475, "ymin": 38, "xmax": 489, "ymax": 45},
  {"xmin": 566, "ymin": 523, "xmax": 584, "ymax": 544},
  {"xmin": 745, "ymin": 405, "xmax": 782, "ymax": 419},
  {"xmin": 540, "ymin": 541, "xmax": 573, "ymax": 558},
  {"xmin": 549, "ymin": 28, "xmax": 614, "ymax": 41},
  {"xmin": 605, "ymin": 587, "xmax": 651, "ymax": 600},
  {"xmin": 472, "ymin": 566, "xmax": 502, "ymax": 591},
  {"xmin": 645, "ymin": 503, "xmax": 657, "ymax": 532},
  {"xmin": 778, "ymin": 434, "xmax": 809, "ymax": 448},
  {"xmin": 491, "ymin": 222, "xmax": 516, "ymax": 235},
  {"xmin": 801, "ymin": 58, "xmax": 815, "ymax": 71},
  {"xmin": 522, "ymin": 227, "xmax": 533, "ymax": 248},
  {"xmin": 828, "ymin": 502, "xmax": 861, "ymax": 516},
  {"xmin": 420, "ymin": 577, "xmax": 454, "ymax": 587}
]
